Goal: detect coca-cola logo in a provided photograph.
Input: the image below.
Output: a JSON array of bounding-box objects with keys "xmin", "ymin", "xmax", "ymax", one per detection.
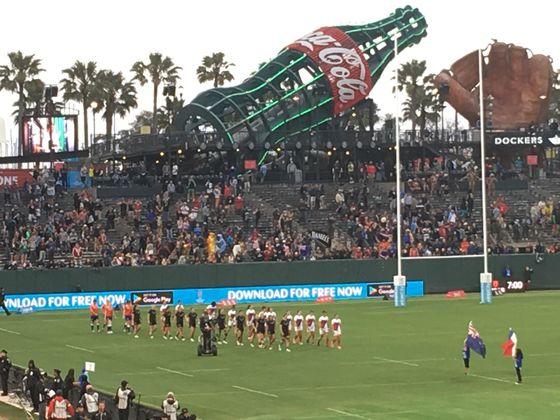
[{"xmin": 288, "ymin": 27, "xmax": 372, "ymax": 115}]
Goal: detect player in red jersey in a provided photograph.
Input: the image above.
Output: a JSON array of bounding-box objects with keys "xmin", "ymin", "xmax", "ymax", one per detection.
[
  {"xmin": 305, "ymin": 310, "xmax": 316, "ymax": 344},
  {"xmin": 317, "ymin": 311, "xmax": 330, "ymax": 347},
  {"xmin": 331, "ymin": 314, "xmax": 342, "ymax": 349},
  {"xmin": 122, "ymin": 300, "xmax": 133, "ymax": 334},
  {"xmin": 89, "ymin": 299, "xmax": 100, "ymax": 333},
  {"xmin": 102, "ymin": 301, "xmax": 114, "ymax": 334},
  {"xmin": 293, "ymin": 310, "xmax": 304, "ymax": 345}
]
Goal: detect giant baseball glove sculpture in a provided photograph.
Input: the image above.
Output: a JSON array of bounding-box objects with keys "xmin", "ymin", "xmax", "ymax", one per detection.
[{"xmin": 435, "ymin": 42, "xmax": 553, "ymax": 130}]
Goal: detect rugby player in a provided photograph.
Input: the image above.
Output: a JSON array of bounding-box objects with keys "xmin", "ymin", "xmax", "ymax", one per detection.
[
  {"xmin": 235, "ymin": 310, "xmax": 245, "ymax": 346},
  {"xmin": 246, "ymin": 304, "xmax": 256, "ymax": 347},
  {"xmin": 187, "ymin": 307, "xmax": 198, "ymax": 342},
  {"xmin": 279, "ymin": 313, "xmax": 291, "ymax": 352},
  {"xmin": 317, "ymin": 311, "xmax": 329, "ymax": 347},
  {"xmin": 216, "ymin": 309, "xmax": 227, "ymax": 344},
  {"xmin": 132, "ymin": 302, "xmax": 141, "ymax": 338},
  {"xmin": 206, "ymin": 301, "xmax": 217, "ymax": 319},
  {"xmin": 305, "ymin": 310, "xmax": 316, "ymax": 344},
  {"xmin": 161, "ymin": 305, "xmax": 172, "ymax": 340},
  {"xmin": 256, "ymin": 309, "xmax": 267, "ymax": 348},
  {"xmin": 224, "ymin": 305, "xmax": 237, "ymax": 343},
  {"xmin": 89, "ymin": 299, "xmax": 100, "ymax": 333},
  {"xmin": 174, "ymin": 303, "xmax": 186, "ymax": 341},
  {"xmin": 266, "ymin": 312, "xmax": 276, "ymax": 350},
  {"xmin": 148, "ymin": 305, "xmax": 157, "ymax": 339},
  {"xmin": 102, "ymin": 300, "xmax": 114, "ymax": 334},
  {"xmin": 293, "ymin": 310, "xmax": 304, "ymax": 345},
  {"xmin": 122, "ymin": 300, "xmax": 133, "ymax": 334},
  {"xmin": 331, "ymin": 314, "xmax": 342, "ymax": 349}
]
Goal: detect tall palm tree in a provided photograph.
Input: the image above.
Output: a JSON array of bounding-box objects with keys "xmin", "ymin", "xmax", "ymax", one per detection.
[
  {"xmin": 60, "ymin": 61, "xmax": 98, "ymax": 148},
  {"xmin": 131, "ymin": 53, "xmax": 181, "ymax": 134},
  {"xmin": 396, "ymin": 60, "xmax": 440, "ymax": 135},
  {"xmin": 196, "ymin": 52, "xmax": 235, "ymax": 88},
  {"xmin": 93, "ymin": 70, "xmax": 137, "ymax": 137},
  {"xmin": 0, "ymin": 51, "xmax": 43, "ymax": 154}
]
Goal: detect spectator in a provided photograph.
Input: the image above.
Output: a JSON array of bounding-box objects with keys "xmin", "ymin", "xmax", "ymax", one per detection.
[
  {"xmin": 162, "ymin": 392, "xmax": 180, "ymax": 420},
  {"xmin": 115, "ymin": 380, "xmax": 134, "ymax": 420}
]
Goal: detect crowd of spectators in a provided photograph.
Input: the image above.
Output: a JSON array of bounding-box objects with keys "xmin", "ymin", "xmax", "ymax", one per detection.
[{"xmin": 0, "ymin": 151, "xmax": 551, "ymax": 270}]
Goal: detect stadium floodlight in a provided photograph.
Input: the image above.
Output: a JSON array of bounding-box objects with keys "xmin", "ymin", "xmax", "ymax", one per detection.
[
  {"xmin": 159, "ymin": 151, "xmax": 165, "ymax": 157},
  {"xmin": 177, "ymin": 149, "xmax": 183, "ymax": 154}
]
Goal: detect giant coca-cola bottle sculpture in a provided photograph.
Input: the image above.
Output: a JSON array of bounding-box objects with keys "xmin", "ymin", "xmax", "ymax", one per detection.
[{"xmin": 175, "ymin": 6, "xmax": 427, "ymax": 147}]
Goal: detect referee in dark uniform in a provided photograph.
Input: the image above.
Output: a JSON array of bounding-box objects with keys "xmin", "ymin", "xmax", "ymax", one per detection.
[
  {"xmin": 0, "ymin": 288, "xmax": 11, "ymax": 316},
  {"xmin": 187, "ymin": 308, "xmax": 198, "ymax": 342},
  {"xmin": 0, "ymin": 350, "xmax": 11, "ymax": 395},
  {"xmin": 133, "ymin": 304, "xmax": 141, "ymax": 338}
]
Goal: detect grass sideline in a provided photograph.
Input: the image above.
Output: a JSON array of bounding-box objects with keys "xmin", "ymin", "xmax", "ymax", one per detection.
[{"xmin": 0, "ymin": 291, "xmax": 559, "ymax": 419}]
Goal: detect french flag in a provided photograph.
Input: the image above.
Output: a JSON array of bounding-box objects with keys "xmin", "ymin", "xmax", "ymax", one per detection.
[{"xmin": 501, "ymin": 328, "xmax": 518, "ymax": 357}]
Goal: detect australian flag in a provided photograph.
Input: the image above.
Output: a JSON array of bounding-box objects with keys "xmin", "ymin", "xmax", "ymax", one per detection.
[{"xmin": 466, "ymin": 321, "xmax": 486, "ymax": 358}]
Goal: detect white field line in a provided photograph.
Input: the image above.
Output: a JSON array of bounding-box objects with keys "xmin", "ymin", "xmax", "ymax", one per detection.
[
  {"xmin": 156, "ymin": 366, "xmax": 194, "ymax": 377},
  {"xmin": 0, "ymin": 327, "xmax": 20, "ymax": 335},
  {"xmin": 326, "ymin": 408, "xmax": 369, "ymax": 419},
  {"xmin": 188, "ymin": 368, "xmax": 230, "ymax": 372},
  {"xmin": 65, "ymin": 344, "xmax": 94, "ymax": 353},
  {"xmin": 371, "ymin": 356, "xmax": 419, "ymax": 367},
  {"xmin": 469, "ymin": 373, "xmax": 511, "ymax": 384},
  {"xmin": 232, "ymin": 385, "xmax": 278, "ymax": 398},
  {"xmin": 341, "ymin": 357, "xmax": 447, "ymax": 366}
]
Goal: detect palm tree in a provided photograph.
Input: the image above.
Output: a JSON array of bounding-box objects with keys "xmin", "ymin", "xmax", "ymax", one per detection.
[
  {"xmin": 196, "ymin": 52, "xmax": 235, "ymax": 88},
  {"xmin": 93, "ymin": 70, "xmax": 137, "ymax": 137},
  {"xmin": 131, "ymin": 53, "xmax": 181, "ymax": 134},
  {"xmin": 157, "ymin": 94, "xmax": 185, "ymax": 133},
  {"xmin": 396, "ymin": 60, "xmax": 441, "ymax": 136},
  {"xmin": 60, "ymin": 61, "xmax": 98, "ymax": 148},
  {"xmin": 0, "ymin": 51, "xmax": 43, "ymax": 154}
]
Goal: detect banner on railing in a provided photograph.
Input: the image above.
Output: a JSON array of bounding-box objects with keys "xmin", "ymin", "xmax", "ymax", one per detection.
[{"xmin": 4, "ymin": 281, "xmax": 424, "ymax": 312}]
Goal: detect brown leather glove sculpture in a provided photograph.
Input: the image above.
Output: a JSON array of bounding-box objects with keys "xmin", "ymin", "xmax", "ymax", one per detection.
[{"xmin": 435, "ymin": 41, "xmax": 553, "ymax": 130}]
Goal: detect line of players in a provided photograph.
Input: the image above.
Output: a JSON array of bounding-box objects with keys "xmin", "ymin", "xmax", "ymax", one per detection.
[{"xmin": 88, "ymin": 299, "xmax": 343, "ymax": 350}]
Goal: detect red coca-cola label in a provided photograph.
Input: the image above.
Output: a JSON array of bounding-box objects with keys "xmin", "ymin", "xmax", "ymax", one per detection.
[{"xmin": 287, "ymin": 27, "xmax": 372, "ymax": 115}]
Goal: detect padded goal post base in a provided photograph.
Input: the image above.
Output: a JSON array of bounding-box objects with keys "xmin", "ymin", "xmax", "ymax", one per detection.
[
  {"xmin": 393, "ymin": 275, "xmax": 407, "ymax": 307},
  {"xmin": 480, "ymin": 273, "xmax": 492, "ymax": 304}
]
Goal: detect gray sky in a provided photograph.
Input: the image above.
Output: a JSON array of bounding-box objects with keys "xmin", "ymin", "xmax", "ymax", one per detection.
[{"xmin": 0, "ymin": 0, "xmax": 556, "ymax": 147}]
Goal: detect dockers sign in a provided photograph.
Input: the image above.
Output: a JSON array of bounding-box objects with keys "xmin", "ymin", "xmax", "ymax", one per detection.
[{"xmin": 491, "ymin": 133, "xmax": 560, "ymax": 147}]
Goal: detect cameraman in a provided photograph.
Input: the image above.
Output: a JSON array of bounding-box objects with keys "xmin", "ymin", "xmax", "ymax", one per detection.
[{"xmin": 199, "ymin": 310, "xmax": 212, "ymax": 350}]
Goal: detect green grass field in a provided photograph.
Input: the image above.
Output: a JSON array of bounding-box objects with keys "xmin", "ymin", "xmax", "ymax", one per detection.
[{"xmin": 1, "ymin": 291, "xmax": 560, "ymax": 419}]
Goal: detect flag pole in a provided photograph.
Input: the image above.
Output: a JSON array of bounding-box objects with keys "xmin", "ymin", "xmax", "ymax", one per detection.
[
  {"xmin": 393, "ymin": 35, "xmax": 406, "ymax": 307},
  {"xmin": 478, "ymin": 49, "xmax": 492, "ymax": 304}
]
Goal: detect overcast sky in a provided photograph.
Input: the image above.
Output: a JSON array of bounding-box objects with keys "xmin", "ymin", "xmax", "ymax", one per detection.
[{"xmin": 0, "ymin": 0, "xmax": 556, "ymax": 146}]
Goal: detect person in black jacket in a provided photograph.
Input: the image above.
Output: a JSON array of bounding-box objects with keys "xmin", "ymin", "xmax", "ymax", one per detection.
[
  {"xmin": 25, "ymin": 360, "xmax": 42, "ymax": 413},
  {"xmin": 52, "ymin": 369, "xmax": 63, "ymax": 394},
  {"xmin": 62, "ymin": 368, "xmax": 76, "ymax": 400},
  {"xmin": 0, "ymin": 288, "xmax": 11, "ymax": 316},
  {"xmin": 0, "ymin": 349, "xmax": 11, "ymax": 395}
]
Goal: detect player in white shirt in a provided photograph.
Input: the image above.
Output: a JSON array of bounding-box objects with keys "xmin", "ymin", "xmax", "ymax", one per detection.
[
  {"xmin": 224, "ymin": 305, "xmax": 237, "ymax": 342},
  {"xmin": 331, "ymin": 314, "xmax": 342, "ymax": 349},
  {"xmin": 286, "ymin": 311, "xmax": 293, "ymax": 331},
  {"xmin": 293, "ymin": 310, "xmax": 304, "ymax": 345},
  {"xmin": 305, "ymin": 310, "xmax": 316, "ymax": 344},
  {"xmin": 245, "ymin": 304, "xmax": 257, "ymax": 347},
  {"xmin": 317, "ymin": 310, "xmax": 330, "ymax": 347}
]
